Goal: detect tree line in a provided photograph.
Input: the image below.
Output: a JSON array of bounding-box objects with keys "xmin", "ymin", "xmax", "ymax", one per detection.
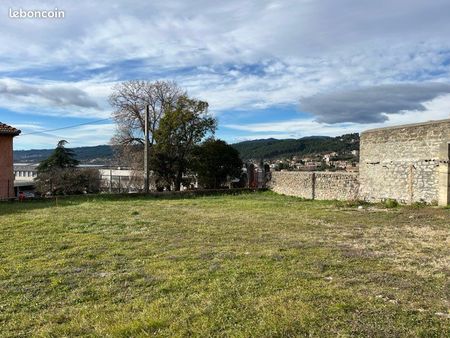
[
  {"xmin": 35, "ymin": 81, "xmax": 243, "ymax": 195},
  {"xmin": 233, "ymin": 134, "xmax": 360, "ymax": 160}
]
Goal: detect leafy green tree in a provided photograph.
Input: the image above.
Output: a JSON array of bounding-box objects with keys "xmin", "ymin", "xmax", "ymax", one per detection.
[
  {"xmin": 150, "ymin": 151, "xmax": 177, "ymax": 191},
  {"xmin": 152, "ymin": 95, "xmax": 216, "ymax": 191},
  {"xmin": 191, "ymin": 139, "xmax": 243, "ymax": 189},
  {"xmin": 35, "ymin": 141, "xmax": 99, "ymax": 195},
  {"xmin": 37, "ymin": 140, "xmax": 79, "ymax": 172}
]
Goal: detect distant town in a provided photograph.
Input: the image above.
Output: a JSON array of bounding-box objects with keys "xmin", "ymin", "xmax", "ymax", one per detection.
[{"xmin": 10, "ymin": 132, "xmax": 360, "ymax": 198}]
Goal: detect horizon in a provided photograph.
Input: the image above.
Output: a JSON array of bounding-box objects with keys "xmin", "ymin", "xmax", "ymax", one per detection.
[
  {"xmin": 1, "ymin": 0, "xmax": 450, "ymax": 150},
  {"xmin": 12, "ymin": 133, "xmax": 340, "ymax": 152}
]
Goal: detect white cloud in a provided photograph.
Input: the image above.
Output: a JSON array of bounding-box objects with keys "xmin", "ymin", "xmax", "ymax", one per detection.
[
  {"xmin": 0, "ymin": 78, "xmax": 111, "ymax": 118},
  {"xmin": 1, "ymin": 0, "xmax": 450, "ymax": 147},
  {"xmin": 0, "ymin": 78, "xmax": 99, "ymax": 108},
  {"xmin": 225, "ymin": 94, "xmax": 450, "ymax": 140},
  {"xmin": 13, "ymin": 123, "xmax": 115, "ymax": 150},
  {"xmin": 299, "ymin": 83, "xmax": 450, "ymax": 124},
  {"xmin": 2, "ymin": 0, "xmax": 450, "ymax": 72}
]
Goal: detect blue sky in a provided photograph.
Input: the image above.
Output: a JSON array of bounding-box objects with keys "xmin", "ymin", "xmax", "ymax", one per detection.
[{"xmin": 1, "ymin": 0, "xmax": 450, "ymax": 150}]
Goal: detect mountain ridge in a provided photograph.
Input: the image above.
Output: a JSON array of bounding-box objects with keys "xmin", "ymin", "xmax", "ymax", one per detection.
[
  {"xmin": 13, "ymin": 133, "xmax": 360, "ymax": 163},
  {"xmin": 232, "ymin": 134, "xmax": 359, "ymax": 160},
  {"xmin": 14, "ymin": 145, "xmax": 114, "ymax": 164}
]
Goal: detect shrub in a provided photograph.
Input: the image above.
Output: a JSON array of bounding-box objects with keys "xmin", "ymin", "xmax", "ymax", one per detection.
[
  {"xmin": 383, "ymin": 198, "xmax": 399, "ymax": 208},
  {"xmin": 36, "ymin": 168, "xmax": 101, "ymax": 195},
  {"xmin": 410, "ymin": 200, "xmax": 428, "ymax": 208}
]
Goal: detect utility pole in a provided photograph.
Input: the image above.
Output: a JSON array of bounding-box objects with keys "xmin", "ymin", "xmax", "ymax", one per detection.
[
  {"xmin": 144, "ymin": 104, "xmax": 150, "ymax": 194},
  {"xmin": 109, "ymin": 168, "xmax": 112, "ymax": 193}
]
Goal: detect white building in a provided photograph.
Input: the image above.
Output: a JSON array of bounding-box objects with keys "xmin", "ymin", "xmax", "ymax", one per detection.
[{"xmin": 13, "ymin": 164, "xmax": 141, "ymax": 193}]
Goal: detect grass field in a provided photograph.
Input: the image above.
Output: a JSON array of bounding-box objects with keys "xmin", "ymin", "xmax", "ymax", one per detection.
[{"xmin": 0, "ymin": 192, "xmax": 449, "ymax": 337}]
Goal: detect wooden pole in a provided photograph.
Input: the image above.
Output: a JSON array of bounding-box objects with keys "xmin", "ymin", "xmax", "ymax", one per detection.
[{"xmin": 144, "ymin": 105, "xmax": 150, "ymax": 194}]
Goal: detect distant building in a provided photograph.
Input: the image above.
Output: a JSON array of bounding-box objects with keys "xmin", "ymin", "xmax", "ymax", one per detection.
[
  {"xmin": 0, "ymin": 123, "xmax": 21, "ymax": 200},
  {"xmin": 304, "ymin": 161, "xmax": 322, "ymax": 170},
  {"xmin": 330, "ymin": 160, "xmax": 348, "ymax": 169},
  {"xmin": 13, "ymin": 164, "xmax": 140, "ymax": 194},
  {"xmin": 322, "ymin": 152, "xmax": 338, "ymax": 164},
  {"xmin": 13, "ymin": 164, "xmax": 37, "ymax": 196},
  {"xmin": 98, "ymin": 167, "xmax": 141, "ymax": 192}
]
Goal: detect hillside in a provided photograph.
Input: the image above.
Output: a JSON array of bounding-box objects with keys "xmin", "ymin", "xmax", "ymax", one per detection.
[
  {"xmin": 232, "ymin": 133, "xmax": 359, "ymax": 160},
  {"xmin": 14, "ymin": 145, "xmax": 114, "ymax": 164},
  {"xmin": 13, "ymin": 133, "xmax": 360, "ymax": 164}
]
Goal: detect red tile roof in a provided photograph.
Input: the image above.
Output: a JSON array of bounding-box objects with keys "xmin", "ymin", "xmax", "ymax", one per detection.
[{"xmin": 0, "ymin": 122, "xmax": 21, "ymax": 136}]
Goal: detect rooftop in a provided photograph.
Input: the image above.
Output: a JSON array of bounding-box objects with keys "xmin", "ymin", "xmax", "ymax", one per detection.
[{"xmin": 0, "ymin": 122, "xmax": 21, "ymax": 136}]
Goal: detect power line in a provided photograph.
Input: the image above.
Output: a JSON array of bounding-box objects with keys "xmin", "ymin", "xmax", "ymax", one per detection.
[{"xmin": 19, "ymin": 118, "xmax": 111, "ymax": 136}]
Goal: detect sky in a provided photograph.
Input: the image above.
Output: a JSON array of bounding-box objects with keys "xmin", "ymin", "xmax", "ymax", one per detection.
[{"xmin": 0, "ymin": 0, "xmax": 450, "ymax": 150}]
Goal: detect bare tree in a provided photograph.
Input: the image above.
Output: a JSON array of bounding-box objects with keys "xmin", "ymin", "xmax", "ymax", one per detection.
[
  {"xmin": 109, "ymin": 80, "xmax": 185, "ymax": 147},
  {"xmin": 109, "ymin": 80, "xmax": 185, "ymax": 187}
]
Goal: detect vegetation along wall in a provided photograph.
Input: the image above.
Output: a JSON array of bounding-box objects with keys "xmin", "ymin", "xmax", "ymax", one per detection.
[
  {"xmin": 268, "ymin": 171, "xmax": 359, "ymax": 201},
  {"xmin": 359, "ymin": 119, "xmax": 450, "ymax": 206}
]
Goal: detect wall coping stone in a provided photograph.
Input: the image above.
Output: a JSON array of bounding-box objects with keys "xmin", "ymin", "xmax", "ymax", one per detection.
[{"xmin": 361, "ymin": 118, "xmax": 450, "ymax": 135}]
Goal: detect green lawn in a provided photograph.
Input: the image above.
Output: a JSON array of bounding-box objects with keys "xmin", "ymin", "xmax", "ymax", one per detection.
[{"xmin": 0, "ymin": 192, "xmax": 449, "ymax": 337}]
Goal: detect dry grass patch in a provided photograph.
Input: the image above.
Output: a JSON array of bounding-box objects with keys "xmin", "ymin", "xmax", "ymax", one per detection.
[{"xmin": 0, "ymin": 192, "xmax": 448, "ymax": 337}]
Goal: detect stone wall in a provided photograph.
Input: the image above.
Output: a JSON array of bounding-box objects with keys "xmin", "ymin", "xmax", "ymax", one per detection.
[
  {"xmin": 268, "ymin": 171, "xmax": 359, "ymax": 201},
  {"xmin": 359, "ymin": 119, "xmax": 450, "ymax": 205},
  {"xmin": 268, "ymin": 119, "xmax": 450, "ymax": 205}
]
